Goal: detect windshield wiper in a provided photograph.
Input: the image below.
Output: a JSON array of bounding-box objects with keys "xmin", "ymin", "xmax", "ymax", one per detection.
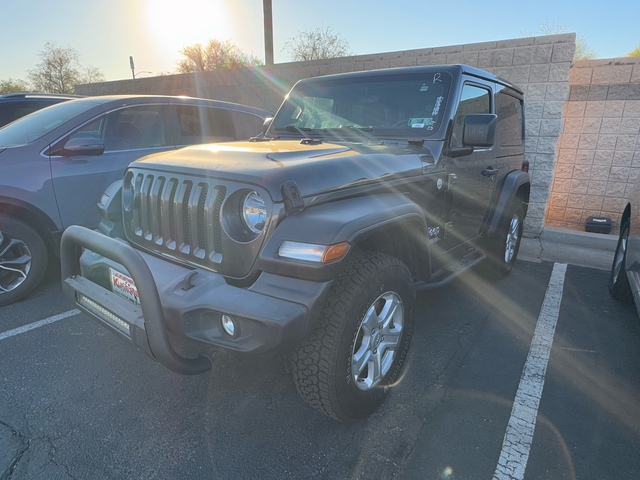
[
  {"xmin": 323, "ymin": 126, "xmax": 383, "ymax": 145},
  {"xmin": 282, "ymin": 124, "xmax": 313, "ymax": 138}
]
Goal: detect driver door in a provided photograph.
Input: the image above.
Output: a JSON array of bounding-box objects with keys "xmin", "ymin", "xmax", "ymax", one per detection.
[{"xmin": 440, "ymin": 82, "xmax": 497, "ymax": 253}]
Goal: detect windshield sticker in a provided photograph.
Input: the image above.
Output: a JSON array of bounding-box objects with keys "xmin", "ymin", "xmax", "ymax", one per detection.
[
  {"xmin": 432, "ymin": 96, "xmax": 444, "ymax": 117},
  {"xmin": 408, "ymin": 117, "xmax": 434, "ymax": 128},
  {"xmin": 420, "ymin": 84, "xmax": 429, "ymax": 92}
]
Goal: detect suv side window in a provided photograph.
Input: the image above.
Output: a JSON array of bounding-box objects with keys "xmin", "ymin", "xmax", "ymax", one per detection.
[
  {"xmin": 176, "ymin": 105, "xmax": 235, "ymax": 145},
  {"xmin": 451, "ymin": 84, "xmax": 491, "ymax": 147},
  {"xmin": 70, "ymin": 105, "xmax": 167, "ymax": 152},
  {"xmin": 0, "ymin": 101, "xmax": 58, "ymax": 127},
  {"xmin": 496, "ymin": 91, "xmax": 524, "ymax": 147},
  {"xmin": 229, "ymin": 110, "xmax": 264, "ymax": 139}
]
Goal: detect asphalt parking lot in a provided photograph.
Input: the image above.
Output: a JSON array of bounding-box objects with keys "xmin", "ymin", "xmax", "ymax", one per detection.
[{"xmin": 1, "ymin": 231, "xmax": 639, "ymax": 479}]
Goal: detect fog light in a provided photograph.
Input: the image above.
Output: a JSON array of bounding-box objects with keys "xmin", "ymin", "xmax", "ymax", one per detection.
[{"xmin": 221, "ymin": 315, "xmax": 236, "ymax": 337}]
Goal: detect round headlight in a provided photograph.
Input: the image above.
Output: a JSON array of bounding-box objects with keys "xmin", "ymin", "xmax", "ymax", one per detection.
[{"xmin": 242, "ymin": 191, "xmax": 266, "ymax": 234}]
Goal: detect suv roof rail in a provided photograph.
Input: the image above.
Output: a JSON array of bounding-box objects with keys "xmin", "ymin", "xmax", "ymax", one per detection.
[{"xmin": 0, "ymin": 92, "xmax": 84, "ymax": 99}]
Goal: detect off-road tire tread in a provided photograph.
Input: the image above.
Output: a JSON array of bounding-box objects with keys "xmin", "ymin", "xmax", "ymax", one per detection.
[
  {"xmin": 609, "ymin": 220, "xmax": 633, "ymax": 302},
  {"xmin": 290, "ymin": 250, "xmax": 414, "ymax": 421},
  {"xmin": 483, "ymin": 198, "xmax": 524, "ymax": 279}
]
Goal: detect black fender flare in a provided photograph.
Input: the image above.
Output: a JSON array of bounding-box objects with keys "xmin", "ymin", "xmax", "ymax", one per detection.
[
  {"xmin": 258, "ymin": 193, "xmax": 429, "ymax": 282},
  {"xmin": 484, "ymin": 170, "xmax": 530, "ymax": 237}
]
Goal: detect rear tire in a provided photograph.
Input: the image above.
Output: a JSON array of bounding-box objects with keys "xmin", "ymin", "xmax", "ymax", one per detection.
[
  {"xmin": 290, "ymin": 251, "xmax": 415, "ymax": 422},
  {"xmin": 0, "ymin": 216, "xmax": 48, "ymax": 307},
  {"xmin": 609, "ymin": 219, "xmax": 632, "ymax": 302},
  {"xmin": 483, "ymin": 199, "xmax": 524, "ymax": 278}
]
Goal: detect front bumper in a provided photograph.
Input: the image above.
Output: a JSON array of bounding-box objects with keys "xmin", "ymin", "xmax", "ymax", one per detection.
[{"xmin": 61, "ymin": 225, "xmax": 331, "ymax": 375}]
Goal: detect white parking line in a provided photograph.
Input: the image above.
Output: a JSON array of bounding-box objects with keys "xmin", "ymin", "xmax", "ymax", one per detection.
[
  {"xmin": 493, "ymin": 262, "xmax": 568, "ymax": 480},
  {"xmin": 0, "ymin": 309, "xmax": 80, "ymax": 341}
]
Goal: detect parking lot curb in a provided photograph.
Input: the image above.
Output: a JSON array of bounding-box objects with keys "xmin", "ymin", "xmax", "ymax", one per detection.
[{"xmin": 520, "ymin": 226, "xmax": 617, "ymax": 271}]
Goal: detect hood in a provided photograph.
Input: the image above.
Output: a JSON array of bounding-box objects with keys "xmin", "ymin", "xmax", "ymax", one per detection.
[{"xmin": 132, "ymin": 140, "xmax": 428, "ymax": 202}]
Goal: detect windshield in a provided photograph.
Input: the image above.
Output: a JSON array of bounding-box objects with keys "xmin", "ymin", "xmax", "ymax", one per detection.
[
  {"xmin": 271, "ymin": 71, "xmax": 452, "ymax": 140},
  {"xmin": 0, "ymin": 99, "xmax": 100, "ymax": 147}
]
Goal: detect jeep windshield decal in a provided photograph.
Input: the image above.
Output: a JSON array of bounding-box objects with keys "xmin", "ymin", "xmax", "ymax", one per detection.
[{"xmin": 271, "ymin": 71, "xmax": 452, "ymax": 141}]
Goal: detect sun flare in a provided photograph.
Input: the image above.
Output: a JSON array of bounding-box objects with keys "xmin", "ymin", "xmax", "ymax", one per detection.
[{"xmin": 145, "ymin": 0, "xmax": 231, "ymax": 48}]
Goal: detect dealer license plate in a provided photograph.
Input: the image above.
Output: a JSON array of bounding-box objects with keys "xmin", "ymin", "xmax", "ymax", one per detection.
[{"xmin": 109, "ymin": 268, "xmax": 140, "ymax": 305}]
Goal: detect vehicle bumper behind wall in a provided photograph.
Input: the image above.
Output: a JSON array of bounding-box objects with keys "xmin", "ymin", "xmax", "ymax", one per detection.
[{"xmin": 60, "ymin": 225, "xmax": 327, "ymax": 375}]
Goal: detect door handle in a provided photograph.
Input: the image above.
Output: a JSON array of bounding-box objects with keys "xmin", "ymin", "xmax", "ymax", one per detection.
[{"xmin": 481, "ymin": 167, "xmax": 499, "ymax": 177}]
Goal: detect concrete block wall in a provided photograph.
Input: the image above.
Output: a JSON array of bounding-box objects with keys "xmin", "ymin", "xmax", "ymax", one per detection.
[
  {"xmin": 76, "ymin": 34, "xmax": 577, "ymax": 236},
  {"xmin": 547, "ymin": 57, "xmax": 640, "ymax": 233}
]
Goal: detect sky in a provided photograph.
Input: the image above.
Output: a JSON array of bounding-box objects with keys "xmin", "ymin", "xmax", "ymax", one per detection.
[{"xmin": 1, "ymin": 0, "xmax": 639, "ymax": 83}]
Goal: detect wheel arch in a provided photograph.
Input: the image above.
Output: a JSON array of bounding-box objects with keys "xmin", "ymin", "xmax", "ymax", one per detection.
[
  {"xmin": 483, "ymin": 170, "xmax": 530, "ymax": 237},
  {"xmin": 258, "ymin": 193, "xmax": 431, "ymax": 282},
  {"xmin": 0, "ymin": 198, "xmax": 60, "ymax": 258}
]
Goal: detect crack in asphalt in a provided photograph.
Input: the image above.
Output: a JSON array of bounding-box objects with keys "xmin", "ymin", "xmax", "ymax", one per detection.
[
  {"xmin": 0, "ymin": 420, "xmax": 29, "ymax": 480},
  {"xmin": 45, "ymin": 437, "xmax": 79, "ymax": 480}
]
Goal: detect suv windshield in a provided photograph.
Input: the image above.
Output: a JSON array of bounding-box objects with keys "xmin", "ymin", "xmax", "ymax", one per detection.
[
  {"xmin": 271, "ymin": 71, "xmax": 452, "ymax": 140},
  {"xmin": 0, "ymin": 100, "xmax": 99, "ymax": 147}
]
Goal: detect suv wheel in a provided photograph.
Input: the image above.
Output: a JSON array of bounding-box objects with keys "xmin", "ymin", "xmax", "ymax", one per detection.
[
  {"xmin": 609, "ymin": 219, "xmax": 632, "ymax": 302},
  {"xmin": 484, "ymin": 199, "xmax": 524, "ymax": 278},
  {"xmin": 290, "ymin": 251, "xmax": 415, "ymax": 421},
  {"xmin": 0, "ymin": 216, "xmax": 48, "ymax": 307}
]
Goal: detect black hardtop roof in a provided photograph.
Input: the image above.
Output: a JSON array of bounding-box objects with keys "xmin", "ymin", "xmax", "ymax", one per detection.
[{"xmin": 296, "ymin": 64, "xmax": 524, "ymax": 95}]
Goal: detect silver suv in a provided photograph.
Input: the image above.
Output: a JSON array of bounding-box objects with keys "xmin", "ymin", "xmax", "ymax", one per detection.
[
  {"xmin": 0, "ymin": 95, "xmax": 270, "ymax": 306},
  {"xmin": 0, "ymin": 92, "xmax": 81, "ymax": 127}
]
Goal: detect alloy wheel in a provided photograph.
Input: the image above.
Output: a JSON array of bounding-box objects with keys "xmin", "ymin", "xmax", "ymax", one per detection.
[
  {"xmin": 351, "ymin": 291, "xmax": 404, "ymax": 391},
  {"xmin": 0, "ymin": 230, "xmax": 32, "ymax": 294},
  {"xmin": 504, "ymin": 213, "xmax": 521, "ymax": 264}
]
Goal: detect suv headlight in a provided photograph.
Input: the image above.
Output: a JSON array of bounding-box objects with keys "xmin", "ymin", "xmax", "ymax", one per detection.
[{"xmin": 242, "ymin": 191, "xmax": 266, "ymax": 234}]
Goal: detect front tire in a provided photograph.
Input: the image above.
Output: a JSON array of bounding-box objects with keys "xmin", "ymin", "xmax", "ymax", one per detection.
[
  {"xmin": 0, "ymin": 216, "xmax": 48, "ymax": 307},
  {"xmin": 609, "ymin": 219, "xmax": 632, "ymax": 302},
  {"xmin": 290, "ymin": 251, "xmax": 415, "ymax": 422}
]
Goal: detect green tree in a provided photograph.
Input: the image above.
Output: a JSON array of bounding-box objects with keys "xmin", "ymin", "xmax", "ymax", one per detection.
[
  {"xmin": 283, "ymin": 26, "xmax": 351, "ymax": 61},
  {"xmin": 176, "ymin": 39, "xmax": 262, "ymax": 73},
  {"xmin": 28, "ymin": 42, "xmax": 104, "ymax": 94},
  {"xmin": 533, "ymin": 21, "xmax": 597, "ymax": 60},
  {"xmin": 0, "ymin": 78, "xmax": 30, "ymax": 94},
  {"xmin": 626, "ymin": 44, "xmax": 640, "ymax": 57}
]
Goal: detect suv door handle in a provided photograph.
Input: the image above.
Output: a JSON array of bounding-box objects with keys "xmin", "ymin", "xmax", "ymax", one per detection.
[{"xmin": 481, "ymin": 167, "xmax": 499, "ymax": 177}]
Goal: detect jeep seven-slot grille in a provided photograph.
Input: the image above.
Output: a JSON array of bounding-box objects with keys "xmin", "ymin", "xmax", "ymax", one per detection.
[{"xmin": 125, "ymin": 172, "xmax": 227, "ymax": 266}]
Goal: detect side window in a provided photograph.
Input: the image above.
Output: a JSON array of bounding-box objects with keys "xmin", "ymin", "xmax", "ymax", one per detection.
[
  {"xmin": 229, "ymin": 110, "xmax": 264, "ymax": 139},
  {"xmin": 496, "ymin": 92, "xmax": 524, "ymax": 147},
  {"xmin": 69, "ymin": 105, "xmax": 167, "ymax": 152},
  {"xmin": 452, "ymin": 84, "xmax": 491, "ymax": 147},
  {"xmin": 176, "ymin": 105, "xmax": 235, "ymax": 145}
]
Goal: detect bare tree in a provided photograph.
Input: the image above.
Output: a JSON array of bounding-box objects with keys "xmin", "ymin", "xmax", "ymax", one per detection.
[
  {"xmin": 283, "ymin": 26, "xmax": 351, "ymax": 61},
  {"xmin": 28, "ymin": 42, "xmax": 104, "ymax": 93},
  {"xmin": 79, "ymin": 65, "xmax": 105, "ymax": 84},
  {"xmin": 0, "ymin": 78, "xmax": 30, "ymax": 94},
  {"xmin": 176, "ymin": 39, "xmax": 262, "ymax": 73}
]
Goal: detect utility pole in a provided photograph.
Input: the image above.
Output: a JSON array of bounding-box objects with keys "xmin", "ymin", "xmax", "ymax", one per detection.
[{"xmin": 263, "ymin": 0, "xmax": 274, "ymax": 65}]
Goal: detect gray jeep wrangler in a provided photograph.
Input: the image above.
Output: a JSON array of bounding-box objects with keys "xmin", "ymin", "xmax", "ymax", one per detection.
[{"xmin": 61, "ymin": 65, "xmax": 529, "ymax": 421}]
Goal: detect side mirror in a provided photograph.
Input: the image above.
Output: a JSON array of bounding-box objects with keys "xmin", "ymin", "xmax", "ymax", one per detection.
[
  {"xmin": 445, "ymin": 114, "xmax": 497, "ymax": 158},
  {"xmin": 462, "ymin": 113, "xmax": 497, "ymax": 148},
  {"xmin": 59, "ymin": 136, "xmax": 105, "ymax": 157}
]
